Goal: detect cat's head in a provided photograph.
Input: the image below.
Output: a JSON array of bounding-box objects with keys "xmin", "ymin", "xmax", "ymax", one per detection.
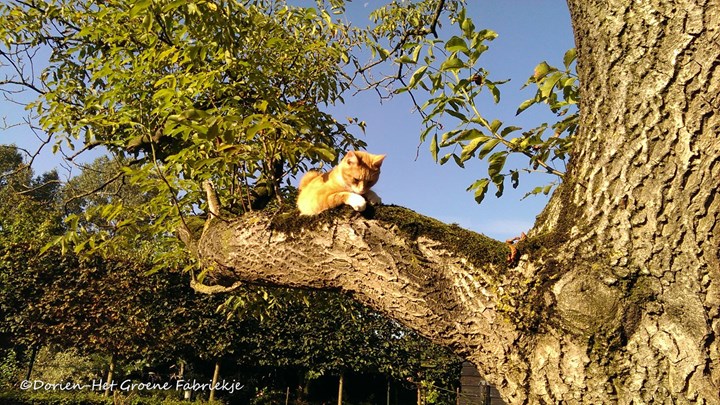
[{"xmin": 339, "ymin": 151, "xmax": 385, "ymax": 194}]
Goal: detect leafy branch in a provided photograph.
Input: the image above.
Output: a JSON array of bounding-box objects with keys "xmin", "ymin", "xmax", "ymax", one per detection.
[{"xmin": 391, "ymin": 7, "xmax": 579, "ymax": 203}]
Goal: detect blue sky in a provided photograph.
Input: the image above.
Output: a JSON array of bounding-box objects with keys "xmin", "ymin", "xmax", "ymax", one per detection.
[{"xmin": 0, "ymin": 0, "xmax": 575, "ymax": 241}]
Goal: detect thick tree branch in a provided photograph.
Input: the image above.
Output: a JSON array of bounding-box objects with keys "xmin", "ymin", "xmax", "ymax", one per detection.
[
  {"xmin": 427, "ymin": 0, "xmax": 446, "ymax": 38},
  {"xmin": 191, "ymin": 204, "xmax": 531, "ymax": 396}
]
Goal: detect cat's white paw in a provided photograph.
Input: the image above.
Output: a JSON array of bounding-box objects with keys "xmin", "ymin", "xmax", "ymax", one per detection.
[{"xmin": 347, "ymin": 193, "xmax": 367, "ymax": 211}]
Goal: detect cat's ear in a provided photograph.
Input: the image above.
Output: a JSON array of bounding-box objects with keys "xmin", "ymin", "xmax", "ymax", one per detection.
[
  {"xmin": 344, "ymin": 151, "xmax": 359, "ymax": 165},
  {"xmin": 371, "ymin": 154, "xmax": 386, "ymax": 168}
]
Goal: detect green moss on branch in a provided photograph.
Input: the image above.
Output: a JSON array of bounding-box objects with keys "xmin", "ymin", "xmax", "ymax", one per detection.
[{"xmin": 268, "ymin": 203, "xmax": 510, "ymax": 273}]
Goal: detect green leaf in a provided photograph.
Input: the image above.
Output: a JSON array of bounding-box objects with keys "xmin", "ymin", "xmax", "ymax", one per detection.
[
  {"xmin": 510, "ymin": 170, "xmax": 520, "ymax": 188},
  {"xmin": 430, "ymin": 134, "xmax": 439, "ymax": 161},
  {"xmin": 477, "ymin": 138, "xmax": 501, "ymax": 159},
  {"xmin": 563, "ymin": 48, "xmax": 577, "ymax": 69},
  {"xmin": 486, "ymin": 82, "xmax": 501, "ymax": 103},
  {"xmin": 478, "ymin": 29, "xmax": 498, "ymax": 41},
  {"xmin": 523, "ymin": 184, "xmax": 555, "ymax": 199},
  {"xmin": 419, "ymin": 123, "xmax": 436, "ymax": 143},
  {"xmin": 540, "ymin": 72, "xmax": 563, "ymax": 98},
  {"xmin": 461, "ymin": 17, "xmax": 475, "ymax": 37},
  {"xmin": 440, "ymin": 57, "xmax": 464, "ymax": 71},
  {"xmin": 378, "ymin": 46, "xmax": 390, "ymax": 59},
  {"xmin": 533, "ymin": 61, "xmax": 554, "ymax": 81},
  {"xmin": 129, "ymin": 0, "xmax": 152, "ymax": 18},
  {"xmin": 459, "ymin": 135, "xmax": 489, "ymax": 162},
  {"xmin": 162, "ymin": 0, "xmax": 187, "ymax": 13},
  {"xmin": 452, "ymin": 153, "xmax": 465, "ymax": 168},
  {"xmin": 254, "ymin": 100, "xmax": 268, "ymax": 113},
  {"xmin": 444, "ymin": 109, "xmax": 468, "ymax": 122},
  {"xmin": 487, "ymin": 151, "xmax": 507, "ymax": 178},
  {"xmin": 501, "ymin": 126, "xmax": 522, "ymax": 137},
  {"xmin": 523, "ymin": 186, "xmax": 544, "ymax": 199},
  {"xmin": 396, "ymin": 54, "xmax": 416, "ymax": 64},
  {"xmin": 310, "ymin": 146, "xmax": 336, "ymax": 162},
  {"xmin": 516, "ymin": 98, "xmax": 535, "ymax": 115},
  {"xmin": 142, "ymin": 12, "xmax": 153, "ymax": 30},
  {"xmin": 39, "ymin": 236, "xmax": 63, "ymax": 256},
  {"xmin": 408, "ymin": 66, "xmax": 428, "ymax": 88},
  {"xmin": 467, "ymin": 178, "xmax": 489, "ymax": 204},
  {"xmin": 445, "ymin": 36, "xmax": 468, "ymax": 53},
  {"xmin": 492, "ymin": 175, "xmax": 504, "ymax": 197},
  {"xmin": 245, "ymin": 121, "xmax": 275, "ymax": 140},
  {"xmin": 411, "ymin": 44, "xmax": 422, "ymax": 62},
  {"xmin": 73, "ymin": 240, "xmax": 87, "ymax": 254},
  {"xmin": 456, "ymin": 128, "xmax": 484, "ymax": 142}
]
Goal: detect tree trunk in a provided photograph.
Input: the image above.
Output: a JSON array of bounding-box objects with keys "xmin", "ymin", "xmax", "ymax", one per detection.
[
  {"xmin": 104, "ymin": 354, "xmax": 115, "ymax": 397},
  {"xmin": 527, "ymin": 0, "xmax": 720, "ymax": 402},
  {"xmin": 337, "ymin": 372, "xmax": 344, "ymax": 405},
  {"xmin": 179, "ymin": 360, "xmax": 192, "ymax": 400},
  {"xmin": 25, "ymin": 345, "xmax": 38, "ymax": 382},
  {"xmin": 190, "ymin": 0, "xmax": 720, "ymax": 403},
  {"xmin": 210, "ymin": 360, "xmax": 220, "ymax": 401}
]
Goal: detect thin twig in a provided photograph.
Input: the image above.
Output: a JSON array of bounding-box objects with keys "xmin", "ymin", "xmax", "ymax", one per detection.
[
  {"xmin": 65, "ymin": 140, "xmax": 103, "ymax": 161},
  {"xmin": 16, "ymin": 179, "xmax": 62, "ymax": 195},
  {"xmin": 63, "ymin": 171, "xmax": 124, "ymax": 209},
  {"xmin": 149, "ymin": 138, "xmax": 192, "ymax": 238}
]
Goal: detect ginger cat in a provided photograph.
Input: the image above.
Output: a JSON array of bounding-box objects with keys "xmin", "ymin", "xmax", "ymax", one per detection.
[{"xmin": 297, "ymin": 151, "xmax": 385, "ymax": 215}]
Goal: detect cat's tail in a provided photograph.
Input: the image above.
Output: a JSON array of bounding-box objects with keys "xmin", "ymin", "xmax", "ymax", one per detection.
[{"xmin": 299, "ymin": 170, "xmax": 322, "ymax": 190}]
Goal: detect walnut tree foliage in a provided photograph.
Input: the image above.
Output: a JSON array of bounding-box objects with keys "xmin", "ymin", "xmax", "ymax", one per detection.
[
  {"xmin": 0, "ymin": 0, "xmax": 575, "ymax": 251},
  {"xmin": 1, "ymin": 0, "xmax": 363, "ymax": 258}
]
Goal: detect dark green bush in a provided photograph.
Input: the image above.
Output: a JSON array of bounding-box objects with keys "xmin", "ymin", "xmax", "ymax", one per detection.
[
  {"xmin": 0, "ymin": 390, "xmax": 225, "ymax": 405},
  {"xmin": 0, "ymin": 390, "xmax": 113, "ymax": 405}
]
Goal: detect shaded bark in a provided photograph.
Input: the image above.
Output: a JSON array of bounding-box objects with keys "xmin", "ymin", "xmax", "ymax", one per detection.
[
  {"xmin": 196, "ymin": 206, "xmax": 524, "ymax": 392},
  {"xmin": 190, "ymin": 0, "xmax": 720, "ymax": 403}
]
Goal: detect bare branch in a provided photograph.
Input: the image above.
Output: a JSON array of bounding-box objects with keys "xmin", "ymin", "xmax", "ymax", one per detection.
[
  {"xmin": 203, "ymin": 180, "xmax": 220, "ymax": 219},
  {"xmin": 16, "ymin": 178, "xmax": 62, "ymax": 195},
  {"xmin": 350, "ymin": 0, "xmax": 450, "ymax": 95},
  {"xmin": 62, "ymin": 171, "xmax": 124, "ymax": 209},
  {"xmin": 190, "ymin": 277, "xmax": 245, "ymax": 294},
  {"xmin": 65, "ymin": 140, "xmax": 104, "ymax": 162},
  {"xmin": 427, "ymin": 0, "xmax": 446, "ymax": 38}
]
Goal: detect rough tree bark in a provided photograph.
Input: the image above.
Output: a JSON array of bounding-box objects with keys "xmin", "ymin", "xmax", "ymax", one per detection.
[{"xmin": 187, "ymin": 0, "xmax": 720, "ymax": 403}]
